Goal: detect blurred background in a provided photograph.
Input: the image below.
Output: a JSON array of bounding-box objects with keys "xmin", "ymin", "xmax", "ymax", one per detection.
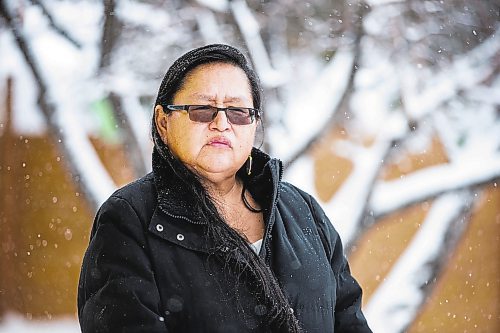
[{"xmin": 0, "ymin": 0, "xmax": 499, "ymax": 332}]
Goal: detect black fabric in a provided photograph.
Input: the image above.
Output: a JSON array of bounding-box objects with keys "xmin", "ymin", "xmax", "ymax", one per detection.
[{"xmin": 78, "ymin": 149, "xmax": 372, "ymax": 332}]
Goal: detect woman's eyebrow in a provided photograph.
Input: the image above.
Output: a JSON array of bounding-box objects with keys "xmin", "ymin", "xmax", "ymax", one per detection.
[
  {"xmin": 190, "ymin": 93, "xmax": 247, "ymax": 103},
  {"xmin": 190, "ymin": 93, "xmax": 213, "ymax": 100}
]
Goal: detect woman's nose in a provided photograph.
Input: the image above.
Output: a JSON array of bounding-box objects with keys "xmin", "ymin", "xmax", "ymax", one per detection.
[{"xmin": 210, "ymin": 110, "xmax": 230, "ymax": 131}]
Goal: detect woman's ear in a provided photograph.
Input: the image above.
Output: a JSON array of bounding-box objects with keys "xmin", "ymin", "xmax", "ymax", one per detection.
[{"xmin": 154, "ymin": 105, "xmax": 168, "ymax": 142}]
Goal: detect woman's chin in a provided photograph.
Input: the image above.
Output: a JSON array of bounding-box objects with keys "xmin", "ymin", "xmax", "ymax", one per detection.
[{"xmin": 196, "ymin": 159, "xmax": 241, "ymax": 177}]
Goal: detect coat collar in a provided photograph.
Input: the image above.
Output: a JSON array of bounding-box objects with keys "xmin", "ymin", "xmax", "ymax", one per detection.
[
  {"xmin": 150, "ymin": 146, "xmax": 282, "ymax": 255},
  {"xmin": 152, "ymin": 146, "xmax": 283, "ymax": 225}
]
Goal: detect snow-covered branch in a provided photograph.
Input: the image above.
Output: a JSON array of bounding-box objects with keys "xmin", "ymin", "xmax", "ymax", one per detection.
[
  {"xmin": 402, "ymin": 26, "xmax": 500, "ymax": 120},
  {"xmin": 321, "ymin": 20, "xmax": 500, "ymax": 248},
  {"xmin": 28, "ymin": 0, "xmax": 82, "ymax": 48},
  {"xmin": 365, "ymin": 191, "xmax": 474, "ymax": 332},
  {"xmin": 229, "ymin": 0, "xmax": 287, "ymax": 88},
  {"xmin": 0, "ymin": 1, "xmax": 116, "ymax": 211},
  {"xmin": 271, "ymin": 49, "xmax": 356, "ymax": 163},
  {"xmin": 323, "ymin": 112, "xmax": 408, "ymax": 245},
  {"xmin": 465, "ymin": 86, "xmax": 500, "ymax": 105},
  {"xmin": 194, "ymin": 9, "xmax": 223, "ymax": 44},
  {"xmin": 195, "ymin": 0, "xmax": 228, "ymax": 12},
  {"xmin": 370, "ymin": 158, "xmax": 500, "ymax": 218}
]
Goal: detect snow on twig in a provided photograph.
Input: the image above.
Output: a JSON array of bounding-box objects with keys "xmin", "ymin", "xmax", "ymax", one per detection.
[
  {"xmin": 365, "ymin": 191, "xmax": 474, "ymax": 332},
  {"xmin": 360, "ymin": 23, "xmax": 499, "ymax": 330}
]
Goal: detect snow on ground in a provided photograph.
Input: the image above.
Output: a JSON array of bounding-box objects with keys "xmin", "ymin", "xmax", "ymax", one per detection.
[{"xmin": 0, "ymin": 314, "xmax": 80, "ymax": 333}]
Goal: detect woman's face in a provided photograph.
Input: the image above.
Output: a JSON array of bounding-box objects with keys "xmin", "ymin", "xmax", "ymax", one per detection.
[{"xmin": 155, "ymin": 62, "xmax": 257, "ymax": 183}]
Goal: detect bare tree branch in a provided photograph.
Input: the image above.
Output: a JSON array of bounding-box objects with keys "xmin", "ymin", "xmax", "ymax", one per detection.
[
  {"xmin": 28, "ymin": 0, "xmax": 82, "ymax": 48},
  {"xmin": 100, "ymin": 0, "xmax": 122, "ymax": 69},
  {"xmin": 108, "ymin": 92, "xmax": 148, "ymax": 178}
]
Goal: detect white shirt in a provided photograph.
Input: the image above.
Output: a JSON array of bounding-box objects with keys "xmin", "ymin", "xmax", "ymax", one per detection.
[{"xmin": 249, "ymin": 239, "xmax": 263, "ymax": 254}]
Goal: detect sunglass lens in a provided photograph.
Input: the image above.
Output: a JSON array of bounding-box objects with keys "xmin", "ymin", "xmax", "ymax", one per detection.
[
  {"xmin": 227, "ymin": 108, "xmax": 252, "ymax": 125},
  {"xmin": 188, "ymin": 106, "xmax": 216, "ymax": 123},
  {"xmin": 187, "ymin": 106, "xmax": 253, "ymax": 125}
]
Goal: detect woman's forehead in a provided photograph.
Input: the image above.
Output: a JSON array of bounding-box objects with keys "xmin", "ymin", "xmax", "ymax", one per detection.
[
  {"xmin": 186, "ymin": 62, "xmax": 247, "ymax": 82},
  {"xmin": 176, "ymin": 63, "xmax": 252, "ymax": 102}
]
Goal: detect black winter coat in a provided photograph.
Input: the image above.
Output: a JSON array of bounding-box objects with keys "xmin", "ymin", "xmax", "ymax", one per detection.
[{"xmin": 78, "ymin": 149, "xmax": 372, "ymax": 332}]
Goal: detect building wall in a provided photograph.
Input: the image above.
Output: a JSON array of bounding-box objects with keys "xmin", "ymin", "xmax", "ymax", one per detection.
[{"xmin": 0, "ymin": 130, "xmax": 133, "ymax": 319}]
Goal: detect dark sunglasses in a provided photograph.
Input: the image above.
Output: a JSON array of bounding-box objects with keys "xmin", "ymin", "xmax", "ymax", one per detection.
[{"xmin": 164, "ymin": 105, "xmax": 261, "ymax": 125}]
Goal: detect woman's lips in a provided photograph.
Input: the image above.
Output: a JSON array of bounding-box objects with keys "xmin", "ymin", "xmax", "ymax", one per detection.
[{"xmin": 207, "ymin": 137, "xmax": 232, "ymax": 148}]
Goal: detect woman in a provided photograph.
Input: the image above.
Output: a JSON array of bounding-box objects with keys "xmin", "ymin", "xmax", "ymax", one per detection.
[{"xmin": 78, "ymin": 44, "xmax": 372, "ymax": 332}]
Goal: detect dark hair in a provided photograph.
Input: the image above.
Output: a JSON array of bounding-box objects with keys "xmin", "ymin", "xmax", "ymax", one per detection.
[
  {"xmin": 153, "ymin": 44, "xmax": 261, "ymax": 123},
  {"xmin": 151, "ymin": 44, "xmax": 301, "ymax": 332}
]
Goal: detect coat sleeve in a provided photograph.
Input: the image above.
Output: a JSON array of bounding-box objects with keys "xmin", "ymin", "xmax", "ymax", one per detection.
[
  {"xmin": 307, "ymin": 194, "xmax": 372, "ymax": 333},
  {"xmin": 78, "ymin": 195, "xmax": 167, "ymax": 333}
]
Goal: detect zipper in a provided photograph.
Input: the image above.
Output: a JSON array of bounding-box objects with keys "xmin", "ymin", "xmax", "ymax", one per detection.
[
  {"xmin": 264, "ymin": 160, "xmax": 283, "ymax": 264},
  {"xmin": 161, "ymin": 208, "xmax": 206, "ymax": 225}
]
